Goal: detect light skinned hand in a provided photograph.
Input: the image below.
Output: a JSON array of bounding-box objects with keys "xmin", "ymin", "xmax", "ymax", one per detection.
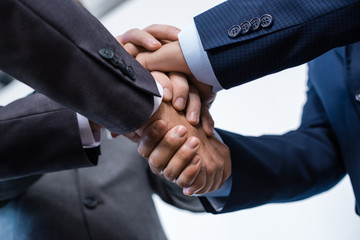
[
  {"xmin": 121, "ymin": 25, "xmax": 215, "ymax": 108},
  {"xmin": 116, "ymin": 24, "xmax": 180, "ymax": 57},
  {"xmin": 134, "ymin": 39, "xmax": 215, "ymax": 102},
  {"xmin": 117, "ymin": 25, "xmax": 215, "ymax": 135}
]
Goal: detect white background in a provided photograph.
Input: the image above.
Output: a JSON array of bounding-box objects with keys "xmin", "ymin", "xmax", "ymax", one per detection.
[{"xmin": 1, "ymin": 0, "xmax": 360, "ymax": 239}]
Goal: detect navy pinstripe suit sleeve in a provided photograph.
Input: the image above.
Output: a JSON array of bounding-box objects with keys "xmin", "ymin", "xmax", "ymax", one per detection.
[
  {"xmin": 194, "ymin": 0, "xmax": 360, "ymax": 89},
  {"xmin": 200, "ymin": 81, "xmax": 345, "ymax": 213}
]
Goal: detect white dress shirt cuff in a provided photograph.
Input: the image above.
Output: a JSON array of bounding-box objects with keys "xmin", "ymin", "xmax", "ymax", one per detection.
[
  {"xmin": 151, "ymin": 81, "xmax": 164, "ymax": 116},
  {"xmin": 77, "ymin": 82, "xmax": 162, "ymax": 145},
  {"xmin": 178, "ymin": 21, "xmax": 223, "ymax": 92},
  {"xmin": 76, "ymin": 113, "xmax": 101, "ymax": 149}
]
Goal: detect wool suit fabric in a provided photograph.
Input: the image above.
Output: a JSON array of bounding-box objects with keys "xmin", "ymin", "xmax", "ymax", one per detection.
[
  {"xmin": 0, "ymin": 94, "xmax": 203, "ymax": 239},
  {"xmin": 0, "ymin": 0, "xmax": 160, "ymax": 134},
  {"xmin": 193, "ymin": 0, "xmax": 360, "ymax": 214}
]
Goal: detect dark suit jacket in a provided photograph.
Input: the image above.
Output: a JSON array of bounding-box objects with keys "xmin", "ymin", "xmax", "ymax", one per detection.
[
  {"xmin": 194, "ymin": 0, "xmax": 360, "ymax": 88},
  {"xmin": 0, "ymin": 0, "xmax": 159, "ymax": 134},
  {"xmin": 0, "ymin": 94, "xmax": 203, "ymax": 240},
  {"xmin": 195, "ymin": 1, "xmax": 360, "ymax": 214}
]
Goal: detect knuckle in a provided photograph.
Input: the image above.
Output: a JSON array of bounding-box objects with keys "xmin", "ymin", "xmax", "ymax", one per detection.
[
  {"xmin": 174, "ymin": 150, "xmax": 189, "ymax": 162},
  {"xmin": 149, "ymin": 164, "xmax": 160, "ymax": 175},
  {"xmin": 207, "ymin": 163, "xmax": 216, "ymax": 176},
  {"xmin": 173, "ymin": 78, "xmax": 189, "ymax": 93},
  {"xmin": 177, "ymin": 179, "xmax": 191, "ymax": 188},
  {"xmin": 192, "ymin": 169, "xmax": 206, "ymax": 190},
  {"xmin": 215, "ymin": 157, "xmax": 224, "ymax": 169},
  {"xmin": 163, "ymin": 168, "xmax": 176, "ymax": 182},
  {"xmin": 164, "ymin": 136, "xmax": 181, "ymax": 151},
  {"xmin": 181, "ymin": 82, "xmax": 190, "ymax": 93},
  {"xmin": 177, "ymin": 173, "xmax": 193, "ymax": 188},
  {"xmin": 148, "ymin": 156, "xmax": 165, "ymax": 172},
  {"xmin": 128, "ymin": 28, "xmax": 140, "ymax": 33},
  {"xmin": 137, "ymin": 146, "xmax": 149, "ymax": 159}
]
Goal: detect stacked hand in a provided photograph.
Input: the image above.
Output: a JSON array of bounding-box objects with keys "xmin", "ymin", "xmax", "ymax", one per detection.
[{"xmin": 116, "ymin": 24, "xmax": 231, "ymax": 196}]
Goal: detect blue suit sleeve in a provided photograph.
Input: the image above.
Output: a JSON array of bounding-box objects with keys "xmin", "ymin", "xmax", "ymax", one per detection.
[
  {"xmin": 200, "ymin": 81, "xmax": 346, "ymax": 214},
  {"xmin": 194, "ymin": 0, "xmax": 360, "ymax": 89}
]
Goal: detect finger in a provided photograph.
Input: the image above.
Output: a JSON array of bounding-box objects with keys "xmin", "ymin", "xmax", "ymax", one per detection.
[
  {"xmin": 200, "ymin": 105, "xmax": 215, "ymax": 136},
  {"xmin": 136, "ymin": 41, "xmax": 191, "ymax": 75},
  {"xmin": 143, "ymin": 24, "xmax": 181, "ymax": 42},
  {"xmin": 148, "ymin": 125, "xmax": 188, "ymax": 174},
  {"xmin": 194, "ymin": 173, "xmax": 214, "ymax": 195},
  {"xmin": 188, "ymin": 75, "xmax": 215, "ymax": 105},
  {"xmin": 183, "ymin": 164, "xmax": 207, "ymax": 196},
  {"xmin": 176, "ymin": 155, "xmax": 201, "ymax": 188},
  {"xmin": 185, "ymin": 85, "xmax": 201, "ymax": 125},
  {"xmin": 207, "ymin": 165, "xmax": 223, "ymax": 193},
  {"xmin": 111, "ymin": 133, "xmax": 120, "ymax": 138},
  {"xmin": 151, "ymin": 71, "xmax": 173, "ymax": 101},
  {"xmin": 137, "ymin": 120, "xmax": 168, "ymax": 158},
  {"xmin": 123, "ymin": 43, "xmax": 144, "ymax": 57},
  {"xmin": 209, "ymin": 137, "xmax": 232, "ymax": 186},
  {"xmin": 124, "ymin": 132, "xmax": 141, "ymax": 143},
  {"xmin": 162, "ymin": 136, "xmax": 200, "ymax": 182},
  {"xmin": 169, "ymin": 72, "xmax": 189, "ymax": 111},
  {"xmin": 116, "ymin": 29, "xmax": 161, "ymax": 51},
  {"xmin": 191, "ymin": 158, "xmax": 217, "ymax": 195}
]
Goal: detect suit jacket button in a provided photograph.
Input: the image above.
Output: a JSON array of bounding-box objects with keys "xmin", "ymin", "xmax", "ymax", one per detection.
[
  {"xmin": 250, "ymin": 18, "xmax": 261, "ymax": 31},
  {"xmin": 240, "ymin": 21, "xmax": 251, "ymax": 34},
  {"xmin": 111, "ymin": 56, "xmax": 121, "ymax": 67},
  {"xmin": 260, "ymin": 14, "xmax": 273, "ymax": 28},
  {"xmin": 228, "ymin": 25, "xmax": 241, "ymax": 38},
  {"xmin": 118, "ymin": 59, "xmax": 126, "ymax": 73},
  {"xmin": 84, "ymin": 197, "xmax": 98, "ymax": 209},
  {"xmin": 99, "ymin": 48, "xmax": 114, "ymax": 60},
  {"xmin": 355, "ymin": 91, "xmax": 360, "ymax": 102},
  {"xmin": 126, "ymin": 66, "xmax": 136, "ymax": 80}
]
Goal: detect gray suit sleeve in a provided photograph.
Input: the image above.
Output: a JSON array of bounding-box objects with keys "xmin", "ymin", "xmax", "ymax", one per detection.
[
  {"xmin": 0, "ymin": 93, "xmax": 95, "ymax": 181},
  {"xmin": 0, "ymin": 0, "xmax": 159, "ymax": 134}
]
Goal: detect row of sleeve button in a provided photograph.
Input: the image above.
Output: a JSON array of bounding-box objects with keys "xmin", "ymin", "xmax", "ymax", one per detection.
[
  {"xmin": 99, "ymin": 47, "xmax": 136, "ymax": 80},
  {"xmin": 228, "ymin": 14, "xmax": 273, "ymax": 38}
]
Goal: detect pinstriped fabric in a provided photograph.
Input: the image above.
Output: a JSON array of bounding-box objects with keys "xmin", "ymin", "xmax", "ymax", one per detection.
[{"xmin": 194, "ymin": 0, "xmax": 360, "ymax": 88}]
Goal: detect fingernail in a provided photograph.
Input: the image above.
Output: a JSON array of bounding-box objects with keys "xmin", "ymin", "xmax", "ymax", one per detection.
[
  {"xmin": 174, "ymin": 125, "xmax": 187, "ymax": 138},
  {"xmin": 186, "ymin": 137, "xmax": 199, "ymax": 150},
  {"xmin": 184, "ymin": 188, "xmax": 194, "ymax": 196},
  {"xmin": 150, "ymin": 39, "xmax": 159, "ymax": 46},
  {"xmin": 163, "ymin": 88, "xmax": 172, "ymax": 100},
  {"xmin": 174, "ymin": 97, "xmax": 185, "ymax": 110},
  {"xmin": 188, "ymin": 111, "xmax": 198, "ymax": 124}
]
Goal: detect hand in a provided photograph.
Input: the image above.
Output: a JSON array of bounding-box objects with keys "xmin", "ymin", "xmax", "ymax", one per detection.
[
  {"xmin": 117, "ymin": 26, "xmax": 215, "ymax": 135},
  {"xmin": 137, "ymin": 114, "xmax": 231, "ymax": 196},
  {"xmin": 117, "ymin": 24, "xmax": 180, "ymax": 57},
  {"xmin": 122, "ymin": 28, "xmax": 216, "ymax": 118},
  {"xmin": 153, "ymin": 71, "xmax": 214, "ymax": 135}
]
